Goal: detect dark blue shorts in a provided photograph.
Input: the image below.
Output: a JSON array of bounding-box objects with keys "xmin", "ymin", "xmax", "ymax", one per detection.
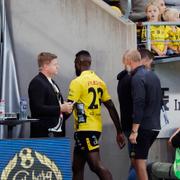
[{"xmin": 130, "ymin": 129, "xmax": 159, "ymax": 159}]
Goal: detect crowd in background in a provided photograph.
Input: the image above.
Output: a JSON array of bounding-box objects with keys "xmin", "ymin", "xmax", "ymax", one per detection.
[{"xmin": 103, "ymin": 0, "xmax": 180, "ymax": 58}]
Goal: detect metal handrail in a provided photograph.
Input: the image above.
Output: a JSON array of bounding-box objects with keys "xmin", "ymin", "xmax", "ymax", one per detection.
[{"xmin": 142, "ymin": 22, "xmax": 180, "ymax": 26}]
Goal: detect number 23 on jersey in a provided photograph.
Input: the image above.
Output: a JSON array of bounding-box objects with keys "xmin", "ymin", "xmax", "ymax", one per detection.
[{"xmin": 88, "ymin": 87, "xmax": 103, "ymax": 109}]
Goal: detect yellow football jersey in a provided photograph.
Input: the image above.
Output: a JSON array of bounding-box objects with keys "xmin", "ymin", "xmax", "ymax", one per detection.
[
  {"xmin": 166, "ymin": 26, "xmax": 180, "ymax": 49},
  {"xmin": 142, "ymin": 25, "xmax": 168, "ymax": 52},
  {"xmin": 67, "ymin": 70, "xmax": 111, "ymax": 132}
]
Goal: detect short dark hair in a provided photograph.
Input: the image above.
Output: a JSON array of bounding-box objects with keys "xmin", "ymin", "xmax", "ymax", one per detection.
[
  {"xmin": 75, "ymin": 50, "xmax": 91, "ymax": 67},
  {"xmin": 75, "ymin": 50, "xmax": 91, "ymax": 59},
  {"xmin": 38, "ymin": 52, "xmax": 57, "ymax": 68},
  {"xmin": 138, "ymin": 48, "xmax": 154, "ymax": 61}
]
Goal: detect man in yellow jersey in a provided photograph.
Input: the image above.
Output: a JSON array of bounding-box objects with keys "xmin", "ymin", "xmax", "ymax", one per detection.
[{"xmin": 67, "ymin": 50, "xmax": 125, "ymax": 180}]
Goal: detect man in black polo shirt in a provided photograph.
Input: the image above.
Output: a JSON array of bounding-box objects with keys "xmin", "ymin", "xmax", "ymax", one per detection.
[
  {"xmin": 123, "ymin": 49, "xmax": 161, "ymax": 180},
  {"xmin": 117, "ymin": 51, "xmax": 135, "ymax": 180}
]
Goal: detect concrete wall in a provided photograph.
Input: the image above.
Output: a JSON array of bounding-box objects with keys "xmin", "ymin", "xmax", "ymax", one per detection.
[{"xmin": 6, "ymin": 0, "xmax": 137, "ymax": 179}]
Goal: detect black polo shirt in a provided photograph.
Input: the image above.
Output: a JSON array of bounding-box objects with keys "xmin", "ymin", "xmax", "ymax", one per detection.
[
  {"xmin": 131, "ymin": 66, "xmax": 161, "ymax": 130},
  {"xmin": 117, "ymin": 70, "xmax": 133, "ymax": 132}
]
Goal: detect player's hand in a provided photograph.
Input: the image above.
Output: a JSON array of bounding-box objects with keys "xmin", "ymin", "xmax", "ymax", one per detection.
[
  {"xmin": 60, "ymin": 102, "xmax": 73, "ymax": 113},
  {"xmin": 116, "ymin": 132, "xmax": 125, "ymax": 149},
  {"xmin": 129, "ymin": 132, "xmax": 138, "ymax": 144}
]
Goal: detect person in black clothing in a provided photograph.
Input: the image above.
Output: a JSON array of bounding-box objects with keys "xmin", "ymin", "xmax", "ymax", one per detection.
[
  {"xmin": 123, "ymin": 49, "xmax": 161, "ymax": 180},
  {"xmin": 117, "ymin": 51, "xmax": 135, "ymax": 180},
  {"xmin": 28, "ymin": 52, "xmax": 73, "ymax": 138},
  {"xmin": 117, "ymin": 48, "xmax": 155, "ymax": 180},
  {"xmin": 117, "ymin": 51, "xmax": 133, "ymax": 134},
  {"xmin": 138, "ymin": 48, "xmax": 154, "ymax": 70},
  {"xmin": 117, "ymin": 49, "xmax": 154, "ymax": 134}
]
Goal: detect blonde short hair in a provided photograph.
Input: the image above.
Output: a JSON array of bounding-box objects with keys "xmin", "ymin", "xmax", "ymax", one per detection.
[
  {"xmin": 38, "ymin": 52, "xmax": 57, "ymax": 68},
  {"xmin": 145, "ymin": 1, "xmax": 159, "ymax": 13},
  {"xmin": 163, "ymin": 8, "xmax": 179, "ymax": 21}
]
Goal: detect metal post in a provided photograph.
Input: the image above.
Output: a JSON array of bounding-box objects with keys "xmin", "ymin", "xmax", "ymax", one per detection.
[
  {"xmin": 124, "ymin": 0, "xmax": 131, "ymax": 19},
  {"xmin": 146, "ymin": 24, "xmax": 151, "ymax": 50}
]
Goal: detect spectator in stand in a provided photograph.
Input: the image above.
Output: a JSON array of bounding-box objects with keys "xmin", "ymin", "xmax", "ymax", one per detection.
[
  {"xmin": 148, "ymin": 0, "xmax": 166, "ymax": 20},
  {"xmin": 111, "ymin": 6, "xmax": 123, "ymax": 17},
  {"xmin": 156, "ymin": 0, "xmax": 166, "ymax": 15},
  {"xmin": 163, "ymin": 8, "xmax": 180, "ymax": 54},
  {"xmin": 119, "ymin": 0, "xmax": 148, "ymax": 22},
  {"xmin": 142, "ymin": 2, "xmax": 169, "ymax": 56},
  {"xmin": 103, "ymin": 0, "xmax": 123, "ymax": 17},
  {"xmin": 114, "ymin": 0, "xmax": 166, "ymax": 22}
]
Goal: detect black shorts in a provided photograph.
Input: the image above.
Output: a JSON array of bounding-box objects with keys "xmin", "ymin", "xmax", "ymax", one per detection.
[
  {"xmin": 130, "ymin": 129, "xmax": 159, "ymax": 159},
  {"xmin": 74, "ymin": 131, "xmax": 101, "ymax": 153}
]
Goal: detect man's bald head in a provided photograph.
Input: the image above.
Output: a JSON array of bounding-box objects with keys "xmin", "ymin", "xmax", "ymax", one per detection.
[
  {"xmin": 122, "ymin": 49, "xmax": 142, "ymax": 72},
  {"xmin": 125, "ymin": 49, "xmax": 141, "ymax": 63}
]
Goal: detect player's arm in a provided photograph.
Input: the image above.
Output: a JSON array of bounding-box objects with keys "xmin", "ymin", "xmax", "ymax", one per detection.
[
  {"xmin": 103, "ymin": 100, "xmax": 122, "ymax": 133},
  {"xmin": 129, "ymin": 75, "xmax": 145, "ymax": 144},
  {"xmin": 103, "ymin": 99, "xmax": 125, "ymax": 149},
  {"xmin": 67, "ymin": 79, "xmax": 81, "ymax": 113},
  {"xmin": 168, "ymin": 128, "xmax": 180, "ymax": 148}
]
